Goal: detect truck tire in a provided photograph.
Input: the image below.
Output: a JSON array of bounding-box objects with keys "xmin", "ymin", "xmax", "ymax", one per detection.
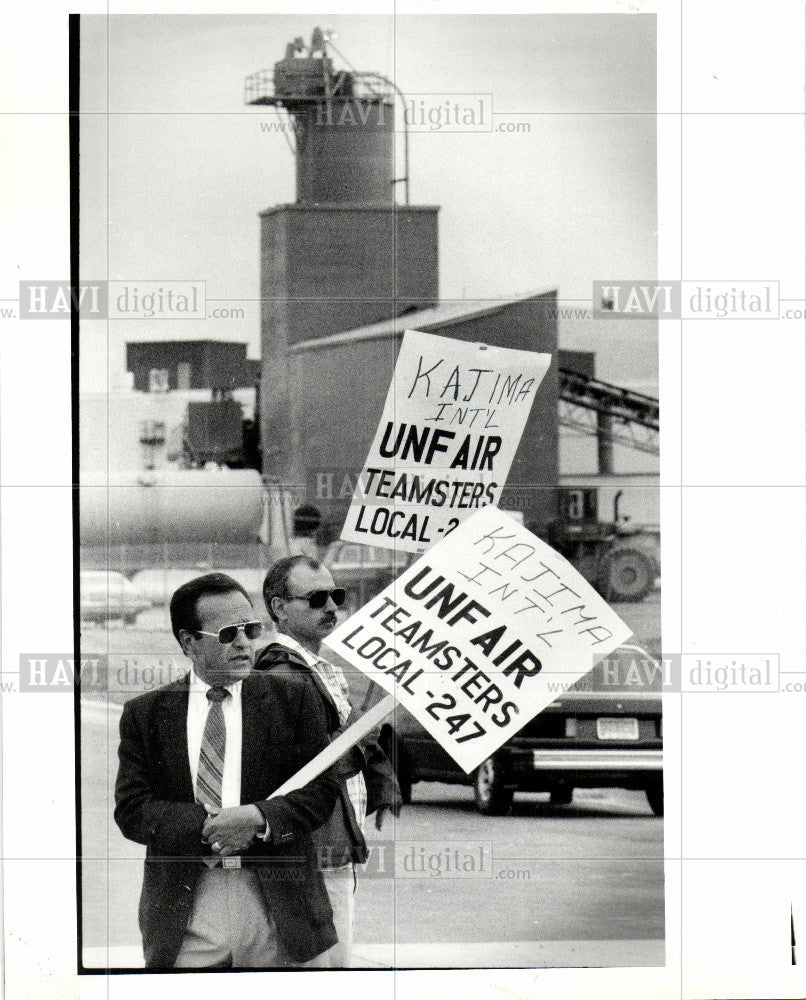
[
  {"xmin": 598, "ymin": 547, "xmax": 654, "ymax": 603},
  {"xmin": 380, "ymin": 730, "xmax": 412, "ymax": 805},
  {"xmin": 473, "ymin": 757, "xmax": 514, "ymax": 815},
  {"xmin": 645, "ymin": 776, "xmax": 664, "ymax": 816},
  {"xmin": 550, "ymin": 786, "xmax": 574, "ymax": 806}
]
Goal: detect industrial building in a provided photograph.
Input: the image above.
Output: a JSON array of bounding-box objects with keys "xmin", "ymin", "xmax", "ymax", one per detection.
[
  {"xmin": 79, "ymin": 348, "xmax": 264, "ymax": 572},
  {"xmin": 80, "ymin": 28, "xmax": 658, "ymax": 601},
  {"xmin": 247, "ymin": 29, "xmax": 659, "ymax": 594}
]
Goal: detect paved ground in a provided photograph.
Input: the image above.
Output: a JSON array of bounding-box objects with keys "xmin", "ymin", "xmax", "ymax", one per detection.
[{"xmin": 81, "ymin": 701, "xmax": 663, "ymax": 969}]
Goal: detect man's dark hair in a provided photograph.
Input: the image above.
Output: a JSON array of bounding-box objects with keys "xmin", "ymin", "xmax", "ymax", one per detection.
[
  {"xmin": 262, "ymin": 555, "xmax": 321, "ymax": 623},
  {"xmin": 169, "ymin": 572, "xmax": 251, "ymax": 643}
]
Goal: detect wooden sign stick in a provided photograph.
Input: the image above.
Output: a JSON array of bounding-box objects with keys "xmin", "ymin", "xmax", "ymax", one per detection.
[{"xmin": 268, "ymin": 693, "xmax": 398, "ymax": 798}]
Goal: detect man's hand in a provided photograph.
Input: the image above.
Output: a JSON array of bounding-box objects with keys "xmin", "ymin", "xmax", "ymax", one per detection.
[{"xmin": 202, "ymin": 804, "xmax": 265, "ymax": 856}]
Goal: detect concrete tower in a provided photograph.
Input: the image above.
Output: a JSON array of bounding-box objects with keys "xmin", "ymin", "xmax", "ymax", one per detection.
[{"xmin": 246, "ymin": 30, "xmax": 439, "ymax": 480}]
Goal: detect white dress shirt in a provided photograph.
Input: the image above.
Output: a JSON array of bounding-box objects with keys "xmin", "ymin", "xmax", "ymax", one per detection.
[
  {"xmin": 273, "ymin": 632, "xmax": 367, "ymax": 833},
  {"xmin": 187, "ymin": 671, "xmax": 243, "ymax": 807}
]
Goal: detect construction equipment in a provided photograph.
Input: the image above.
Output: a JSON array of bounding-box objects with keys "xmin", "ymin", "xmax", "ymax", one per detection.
[
  {"xmin": 548, "ymin": 368, "xmax": 660, "ymax": 602},
  {"xmin": 547, "ymin": 487, "xmax": 657, "ymax": 603}
]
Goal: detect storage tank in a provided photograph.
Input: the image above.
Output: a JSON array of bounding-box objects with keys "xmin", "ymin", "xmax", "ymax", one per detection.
[
  {"xmin": 245, "ymin": 33, "xmax": 395, "ymax": 204},
  {"xmin": 80, "ymin": 468, "xmax": 263, "ymax": 546}
]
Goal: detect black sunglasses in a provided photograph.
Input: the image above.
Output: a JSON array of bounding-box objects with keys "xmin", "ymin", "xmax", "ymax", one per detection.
[
  {"xmin": 286, "ymin": 588, "xmax": 346, "ymax": 610},
  {"xmin": 196, "ymin": 621, "xmax": 264, "ymax": 644}
]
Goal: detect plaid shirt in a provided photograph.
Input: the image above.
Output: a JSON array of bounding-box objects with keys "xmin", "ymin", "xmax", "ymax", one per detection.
[{"xmin": 273, "ymin": 633, "xmax": 367, "ymax": 833}]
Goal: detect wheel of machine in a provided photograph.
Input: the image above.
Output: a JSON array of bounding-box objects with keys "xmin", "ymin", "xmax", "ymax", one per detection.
[
  {"xmin": 645, "ymin": 776, "xmax": 664, "ymax": 816},
  {"xmin": 473, "ymin": 756, "xmax": 514, "ymax": 815},
  {"xmin": 598, "ymin": 547, "xmax": 654, "ymax": 603},
  {"xmin": 381, "ymin": 731, "xmax": 412, "ymax": 805},
  {"xmin": 549, "ymin": 785, "xmax": 574, "ymax": 806}
]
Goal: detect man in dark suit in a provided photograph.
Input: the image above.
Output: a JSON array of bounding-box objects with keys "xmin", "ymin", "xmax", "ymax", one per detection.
[
  {"xmin": 256, "ymin": 555, "xmax": 401, "ymax": 968},
  {"xmin": 114, "ymin": 572, "xmax": 341, "ymax": 968}
]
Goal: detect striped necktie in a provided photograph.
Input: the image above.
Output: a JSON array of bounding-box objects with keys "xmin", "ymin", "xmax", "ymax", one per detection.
[{"xmin": 197, "ymin": 686, "xmax": 229, "ymax": 810}]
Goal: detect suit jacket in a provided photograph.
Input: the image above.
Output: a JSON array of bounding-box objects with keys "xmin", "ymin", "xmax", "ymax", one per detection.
[
  {"xmin": 254, "ymin": 642, "xmax": 401, "ymax": 867},
  {"xmin": 114, "ymin": 669, "xmax": 342, "ymax": 968}
]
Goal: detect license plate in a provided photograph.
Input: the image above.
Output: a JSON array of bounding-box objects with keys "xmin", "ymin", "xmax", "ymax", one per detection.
[{"xmin": 597, "ymin": 717, "xmax": 639, "ymax": 740}]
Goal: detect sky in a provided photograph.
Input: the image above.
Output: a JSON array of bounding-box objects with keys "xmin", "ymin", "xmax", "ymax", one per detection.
[{"xmin": 79, "ymin": 13, "xmax": 657, "ymax": 392}]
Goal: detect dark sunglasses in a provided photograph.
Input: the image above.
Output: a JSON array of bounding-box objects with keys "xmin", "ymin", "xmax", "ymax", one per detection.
[
  {"xmin": 286, "ymin": 588, "xmax": 346, "ymax": 610},
  {"xmin": 196, "ymin": 621, "xmax": 264, "ymax": 644}
]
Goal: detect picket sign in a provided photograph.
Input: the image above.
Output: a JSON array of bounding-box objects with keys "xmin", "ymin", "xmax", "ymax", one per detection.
[
  {"xmin": 269, "ymin": 694, "xmax": 397, "ymax": 798},
  {"xmin": 270, "ymin": 506, "xmax": 633, "ymax": 792},
  {"xmin": 340, "ymin": 329, "xmax": 550, "ymax": 555}
]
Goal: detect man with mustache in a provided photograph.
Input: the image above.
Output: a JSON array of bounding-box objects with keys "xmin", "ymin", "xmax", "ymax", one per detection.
[
  {"xmin": 256, "ymin": 555, "xmax": 401, "ymax": 968},
  {"xmin": 114, "ymin": 572, "xmax": 341, "ymax": 968}
]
